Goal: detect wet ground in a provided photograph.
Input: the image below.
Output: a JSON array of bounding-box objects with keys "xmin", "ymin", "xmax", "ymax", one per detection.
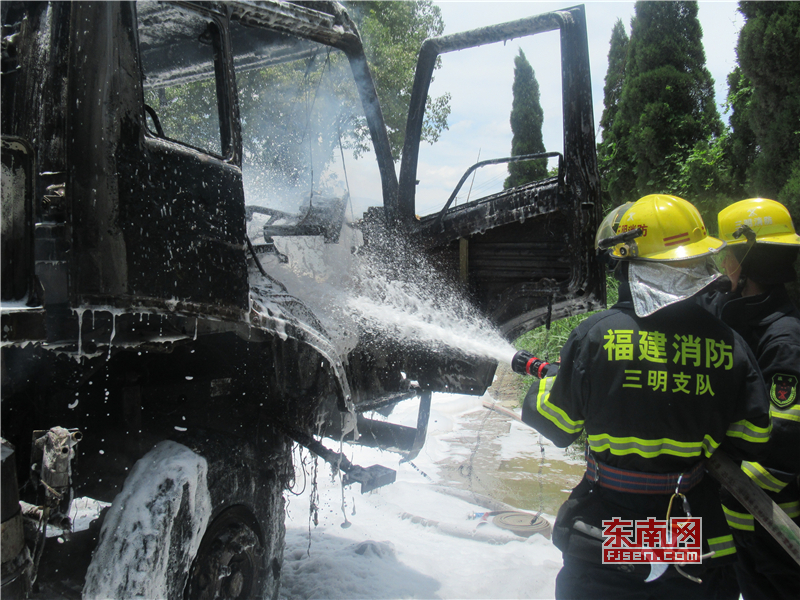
[{"xmin": 433, "ymin": 365, "xmax": 585, "ymax": 516}]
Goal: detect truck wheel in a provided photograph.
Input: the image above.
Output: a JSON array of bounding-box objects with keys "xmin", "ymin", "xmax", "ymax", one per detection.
[
  {"xmin": 184, "ymin": 505, "xmax": 264, "ymax": 599},
  {"xmin": 83, "ymin": 441, "xmax": 212, "ymax": 599},
  {"xmin": 84, "ymin": 437, "xmax": 286, "ymax": 600},
  {"xmin": 182, "ymin": 432, "xmax": 287, "ymax": 600}
]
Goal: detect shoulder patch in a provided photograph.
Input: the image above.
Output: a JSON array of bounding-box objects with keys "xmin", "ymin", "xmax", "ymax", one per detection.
[{"xmin": 770, "ymin": 373, "xmax": 798, "ymax": 408}]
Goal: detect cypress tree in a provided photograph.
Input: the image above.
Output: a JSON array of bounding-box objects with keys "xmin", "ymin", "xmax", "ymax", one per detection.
[
  {"xmin": 504, "ymin": 49, "xmax": 547, "ymax": 189},
  {"xmin": 598, "ymin": 19, "xmax": 630, "ymax": 207},
  {"xmin": 725, "ymin": 66, "xmax": 756, "ymax": 195},
  {"xmin": 610, "ymin": 1, "xmax": 723, "ymax": 201},
  {"xmin": 599, "ymin": 20, "xmax": 629, "ymax": 140},
  {"xmin": 734, "ymin": 1, "xmax": 800, "ymax": 210}
]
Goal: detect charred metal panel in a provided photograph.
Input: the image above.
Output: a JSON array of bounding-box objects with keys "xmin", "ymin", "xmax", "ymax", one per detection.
[
  {"xmin": 1, "ymin": 325, "xmax": 339, "ymax": 503},
  {"xmin": 417, "ymin": 178, "xmax": 562, "ymax": 242},
  {"xmin": 1, "ymin": 137, "xmax": 35, "ymax": 302},
  {"xmin": 119, "ymin": 139, "xmax": 249, "ymax": 311},
  {"xmin": 418, "ymin": 181, "xmax": 599, "ymax": 338},
  {"xmin": 1, "ymin": 3, "xmax": 71, "ymax": 315},
  {"xmin": 67, "ymin": 2, "xmax": 137, "ymax": 301},
  {"xmin": 227, "ymin": 0, "xmax": 360, "ymax": 49},
  {"xmin": 344, "ymin": 333, "xmax": 498, "ymax": 400},
  {"xmin": 404, "ymin": 345, "xmax": 498, "ymax": 396},
  {"xmin": 0, "ymin": 136, "xmax": 46, "ymax": 342},
  {"xmin": 0, "ymin": 2, "xmax": 71, "ymax": 172}
]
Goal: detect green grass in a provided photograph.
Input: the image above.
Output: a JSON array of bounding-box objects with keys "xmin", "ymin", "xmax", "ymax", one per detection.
[
  {"xmin": 512, "ymin": 274, "xmax": 619, "ymax": 455},
  {"xmin": 514, "ymin": 274, "xmax": 619, "ymax": 380}
]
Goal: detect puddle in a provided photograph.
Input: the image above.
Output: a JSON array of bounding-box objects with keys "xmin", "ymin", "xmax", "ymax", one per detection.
[
  {"xmin": 496, "ymin": 453, "xmax": 586, "ymax": 515},
  {"xmin": 434, "ymin": 407, "xmax": 585, "ymax": 516}
]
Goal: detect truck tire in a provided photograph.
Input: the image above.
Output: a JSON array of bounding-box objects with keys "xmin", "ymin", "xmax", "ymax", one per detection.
[
  {"xmin": 185, "ymin": 505, "xmax": 267, "ymax": 600},
  {"xmin": 182, "ymin": 433, "xmax": 287, "ymax": 600},
  {"xmin": 83, "ymin": 435, "xmax": 287, "ymax": 600},
  {"xmin": 83, "ymin": 441, "xmax": 212, "ymax": 599}
]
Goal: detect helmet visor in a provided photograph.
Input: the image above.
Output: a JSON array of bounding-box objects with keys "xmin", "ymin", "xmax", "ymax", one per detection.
[{"xmin": 596, "ymin": 202, "xmax": 635, "ymax": 251}]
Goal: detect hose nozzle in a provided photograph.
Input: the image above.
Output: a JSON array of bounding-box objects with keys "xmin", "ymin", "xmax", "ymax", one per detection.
[{"xmin": 511, "ymin": 350, "xmax": 556, "ymax": 378}]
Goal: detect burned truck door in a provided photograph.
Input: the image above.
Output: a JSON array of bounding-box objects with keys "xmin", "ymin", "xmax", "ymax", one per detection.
[
  {"xmin": 397, "ymin": 5, "xmax": 605, "ymax": 341},
  {"xmin": 120, "ymin": 2, "xmax": 249, "ymax": 315}
]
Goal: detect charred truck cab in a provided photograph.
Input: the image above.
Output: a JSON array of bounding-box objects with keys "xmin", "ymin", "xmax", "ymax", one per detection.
[{"xmin": 1, "ymin": 2, "xmax": 602, "ymax": 598}]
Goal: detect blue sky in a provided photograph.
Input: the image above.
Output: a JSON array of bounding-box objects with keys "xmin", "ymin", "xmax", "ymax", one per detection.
[{"xmin": 345, "ymin": 1, "xmax": 743, "ymax": 218}]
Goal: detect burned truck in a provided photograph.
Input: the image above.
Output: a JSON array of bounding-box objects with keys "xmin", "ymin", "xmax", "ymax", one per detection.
[{"xmin": 1, "ymin": 1, "xmax": 603, "ymax": 598}]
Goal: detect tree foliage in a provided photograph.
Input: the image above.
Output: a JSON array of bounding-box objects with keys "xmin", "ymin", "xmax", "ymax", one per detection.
[
  {"xmin": 732, "ymin": 1, "xmax": 800, "ymax": 215},
  {"xmin": 345, "ymin": 1, "xmax": 451, "ymax": 161},
  {"xmin": 665, "ymin": 132, "xmax": 738, "ymax": 221},
  {"xmin": 599, "ymin": 20, "xmax": 629, "ymax": 137},
  {"xmin": 604, "ymin": 1, "xmax": 723, "ymax": 207},
  {"xmin": 724, "ymin": 66, "xmax": 757, "ymax": 196},
  {"xmin": 504, "ymin": 49, "xmax": 547, "ymax": 189},
  {"xmin": 597, "ymin": 19, "xmax": 629, "ymax": 208},
  {"xmin": 234, "ymin": 52, "xmax": 360, "ymax": 200},
  {"xmin": 144, "ymin": 81, "xmax": 222, "ymax": 156}
]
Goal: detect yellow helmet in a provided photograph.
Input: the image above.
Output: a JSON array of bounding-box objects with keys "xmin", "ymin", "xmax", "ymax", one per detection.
[
  {"xmin": 601, "ymin": 194, "xmax": 725, "ymax": 261},
  {"xmin": 717, "ymin": 198, "xmax": 800, "ymax": 246}
]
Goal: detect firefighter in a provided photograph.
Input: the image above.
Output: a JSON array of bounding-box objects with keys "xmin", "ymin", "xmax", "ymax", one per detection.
[
  {"xmin": 708, "ymin": 198, "xmax": 800, "ymax": 600},
  {"xmin": 521, "ymin": 194, "xmax": 771, "ymax": 599}
]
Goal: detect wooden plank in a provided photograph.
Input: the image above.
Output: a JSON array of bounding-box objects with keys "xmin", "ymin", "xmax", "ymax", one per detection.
[{"xmin": 459, "ymin": 237, "xmax": 469, "ymax": 284}]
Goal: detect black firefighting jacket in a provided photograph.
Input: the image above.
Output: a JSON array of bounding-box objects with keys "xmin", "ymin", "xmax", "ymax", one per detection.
[
  {"xmin": 703, "ymin": 286, "xmax": 800, "ymax": 528},
  {"xmin": 523, "ymin": 282, "xmax": 771, "ymax": 567}
]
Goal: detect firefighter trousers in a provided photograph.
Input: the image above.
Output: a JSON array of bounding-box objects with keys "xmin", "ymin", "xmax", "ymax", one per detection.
[{"xmin": 732, "ymin": 520, "xmax": 800, "ymax": 600}]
